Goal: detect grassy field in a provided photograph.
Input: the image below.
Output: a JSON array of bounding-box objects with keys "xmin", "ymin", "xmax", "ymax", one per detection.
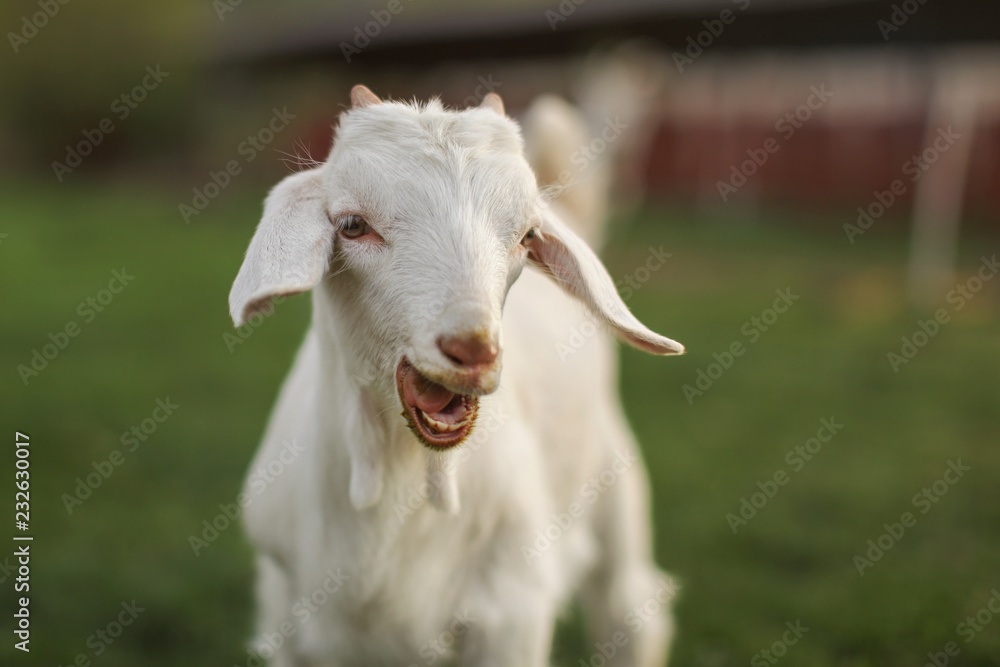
[{"xmin": 1, "ymin": 179, "xmax": 998, "ymax": 666}]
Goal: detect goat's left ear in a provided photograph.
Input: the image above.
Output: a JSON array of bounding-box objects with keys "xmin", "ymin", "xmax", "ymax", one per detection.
[
  {"xmin": 527, "ymin": 204, "xmax": 684, "ymax": 355},
  {"xmin": 229, "ymin": 167, "xmax": 332, "ymax": 327}
]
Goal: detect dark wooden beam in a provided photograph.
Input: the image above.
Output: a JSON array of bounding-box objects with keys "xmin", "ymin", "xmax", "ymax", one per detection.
[{"xmin": 215, "ymin": 0, "xmax": 1000, "ymax": 72}]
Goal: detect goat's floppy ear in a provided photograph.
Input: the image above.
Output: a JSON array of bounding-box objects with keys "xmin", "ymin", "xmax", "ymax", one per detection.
[
  {"xmin": 527, "ymin": 204, "xmax": 684, "ymax": 355},
  {"xmin": 229, "ymin": 168, "xmax": 332, "ymax": 327}
]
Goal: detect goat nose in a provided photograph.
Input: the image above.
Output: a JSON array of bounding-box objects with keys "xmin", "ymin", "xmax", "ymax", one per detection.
[{"xmin": 437, "ymin": 333, "xmax": 499, "ymax": 367}]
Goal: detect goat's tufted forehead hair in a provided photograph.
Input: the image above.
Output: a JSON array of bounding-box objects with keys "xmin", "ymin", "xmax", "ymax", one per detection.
[
  {"xmin": 337, "ymin": 98, "xmax": 525, "ymax": 157},
  {"xmin": 322, "ymin": 98, "xmax": 538, "ymax": 232}
]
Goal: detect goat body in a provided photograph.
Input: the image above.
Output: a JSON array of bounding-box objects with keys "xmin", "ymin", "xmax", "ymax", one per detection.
[{"xmin": 229, "ymin": 86, "xmax": 682, "ymax": 667}]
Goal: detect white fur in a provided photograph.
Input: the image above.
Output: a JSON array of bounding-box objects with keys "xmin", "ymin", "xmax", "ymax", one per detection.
[{"xmin": 229, "ymin": 88, "xmax": 682, "ymax": 666}]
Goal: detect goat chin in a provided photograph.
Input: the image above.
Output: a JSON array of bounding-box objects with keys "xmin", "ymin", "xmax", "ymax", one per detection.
[{"xmin": 231, "ymin": 87, "xmax": 679, "ymax": 667}]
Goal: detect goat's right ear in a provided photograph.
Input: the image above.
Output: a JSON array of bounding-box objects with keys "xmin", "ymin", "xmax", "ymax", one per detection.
[{"xmin": 229, "ymin": 168, "xmax": 332, "ymax": 327}]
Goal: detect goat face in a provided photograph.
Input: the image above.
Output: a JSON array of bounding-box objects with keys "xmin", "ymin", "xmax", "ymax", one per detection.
[
  {"xmin": 325, "ymin": 91, "xmax": 540, "ymax": 447},
  {"xmin": 229, "ymin": 86, "xmax": 683, "ymax": 450}
]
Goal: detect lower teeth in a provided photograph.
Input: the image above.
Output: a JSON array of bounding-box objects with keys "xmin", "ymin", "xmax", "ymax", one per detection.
[{"xmin": 420, "ymin": 410, "xmax": 468, "ymax": 433}]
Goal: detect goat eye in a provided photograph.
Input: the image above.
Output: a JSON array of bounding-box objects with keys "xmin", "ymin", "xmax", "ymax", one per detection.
[
  {"xmin": 520, "ymin": 228, "xmax": 537, "ymax": 246},
  {"xmin": 339, "ymin": 214, "xmax": 370, "ymax": 239}
]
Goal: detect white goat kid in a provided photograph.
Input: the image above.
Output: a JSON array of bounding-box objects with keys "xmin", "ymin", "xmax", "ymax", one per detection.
[{"xmin": 229, "ymin": 84, "xmax": 683, "ymax": 667}]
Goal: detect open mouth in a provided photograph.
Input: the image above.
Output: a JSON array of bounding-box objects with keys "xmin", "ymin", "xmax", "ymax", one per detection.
[{"xmin": 396, "ymin": 358, "xmax": 478, "ymax": 450}]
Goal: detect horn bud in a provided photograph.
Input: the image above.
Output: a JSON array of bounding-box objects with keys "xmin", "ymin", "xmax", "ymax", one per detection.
[
  {"xmin": 351, "ymin": 84, "xmax": 381, "ymax": 109},
  {"xmin": 479, "ymin": 93, "xmax": 504, "ymax": 115}
]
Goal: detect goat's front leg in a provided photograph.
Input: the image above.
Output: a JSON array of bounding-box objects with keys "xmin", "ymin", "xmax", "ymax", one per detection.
[{"xmin": 458, "ymin": 583, "xmax": 556, "ymax": 667}]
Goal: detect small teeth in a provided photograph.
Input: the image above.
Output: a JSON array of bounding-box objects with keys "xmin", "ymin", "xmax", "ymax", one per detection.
[{"xmin": 419, "ymin": 409, "xmax": 470, "ymax": 433}]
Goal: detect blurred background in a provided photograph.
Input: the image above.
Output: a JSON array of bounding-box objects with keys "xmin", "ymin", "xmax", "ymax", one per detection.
[{"xmin": 1, "ymin": 0, "xmax": 999, "ymax": 665}]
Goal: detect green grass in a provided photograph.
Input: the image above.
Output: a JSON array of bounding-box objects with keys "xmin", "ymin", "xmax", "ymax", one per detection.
[{"xmin": 1, "ymin": 180, "xmax": 998, "ymax": 666}]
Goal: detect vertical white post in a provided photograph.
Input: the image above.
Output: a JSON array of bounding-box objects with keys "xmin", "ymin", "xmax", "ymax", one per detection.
[{"xmin": 906, "ymin": 70, "xmax": 978, "ymax": 308}]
